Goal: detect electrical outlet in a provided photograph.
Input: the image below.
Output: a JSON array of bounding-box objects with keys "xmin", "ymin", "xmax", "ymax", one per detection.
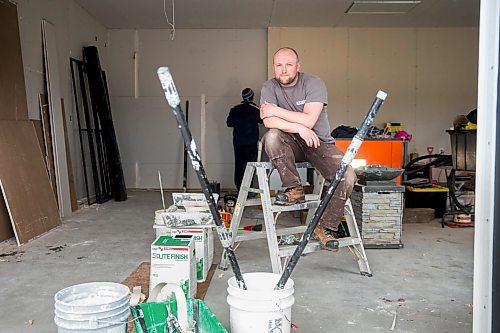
[{"xmin": 439, "ymin": 148, "xmax": 445, "ymax": 154}]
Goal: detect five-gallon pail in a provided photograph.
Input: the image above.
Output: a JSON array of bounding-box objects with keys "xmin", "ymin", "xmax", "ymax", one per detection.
[
  {"xmin": 227, "ymin": 272, "xmax": 295, "ymax": 333},
  {"xmin": 54, "ymin": 282, "xmax": 130, "ymax": 333}
]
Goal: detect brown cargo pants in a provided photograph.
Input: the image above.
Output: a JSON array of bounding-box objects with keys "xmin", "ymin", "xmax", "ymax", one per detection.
[{"xmin": 261, "ymin": 129, "xmax": 357, "ymax": 231}]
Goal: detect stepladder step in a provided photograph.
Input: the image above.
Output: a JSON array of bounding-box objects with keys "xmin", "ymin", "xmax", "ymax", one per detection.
[
  {"xmin": 234, "ymin": 225, "xmax": 307, "ymax": 242},
  {"xmin": 277, "ymin": 236, "xmax": 361, "ymax": 257}
]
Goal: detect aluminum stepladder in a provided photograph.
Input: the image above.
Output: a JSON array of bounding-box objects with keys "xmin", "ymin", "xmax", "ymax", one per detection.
[{"xmin": 219, "ymin": 161, "xmax": 372, "ymax": 276}]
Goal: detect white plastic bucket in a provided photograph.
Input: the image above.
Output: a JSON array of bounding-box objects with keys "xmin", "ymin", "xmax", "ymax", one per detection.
[
  {"xmin": 227, "ymin": 272, "xmax": 295, "ymax": 333},
  {"xmin": 54, "ymin": 282, "xmax": 130, "ymax": 333}
]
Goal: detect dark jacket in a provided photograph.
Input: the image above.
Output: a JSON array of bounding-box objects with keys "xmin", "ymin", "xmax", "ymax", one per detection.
[{"xmin": 227, "ymin": 101, "xmax": 262, "ymax": 145}]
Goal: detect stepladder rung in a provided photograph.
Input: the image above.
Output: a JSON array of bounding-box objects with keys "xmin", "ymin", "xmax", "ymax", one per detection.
[
  {"xmin": 279, "ymin": 241, "xmax": 322, "ymax": 257},
  {"xmin": 337, "ymin": 236, "xmax": 362, "ymax": 247},
  {"xmin": 270, "ymin": 194, "xmax": 321, "ymax": 212},
  {"xmin": 239, "ymin": 191, "xmax": 321, "ymax": 209},
  {"xmin": 235, "ymin": 225, "xmax": 307, "ymax": 242},
  {"xmin": 235, "ymin": 229, "xmax": 362, "ymax": 248},
  {"xmin": 245, "ymin": 161, "xmax": 315, "ymax": 170},
  {"xmin": 277, "ymin": 237, "xmax": 362, "ymax": 257}
]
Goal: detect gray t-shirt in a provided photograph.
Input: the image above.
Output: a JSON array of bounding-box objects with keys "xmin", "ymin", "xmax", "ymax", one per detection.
[{"xmin": 260, "ymin": 72, "xmax": 334, "ymax": 143}]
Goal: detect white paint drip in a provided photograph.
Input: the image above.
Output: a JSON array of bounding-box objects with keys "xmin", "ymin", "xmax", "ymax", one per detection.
[
  {"xmin": 157, "ymin": 67, "xmax": 180, "ymax": 107},
  {"xmin": 70, "ymin": 240, "xmax": 96, "ymax": 247},
  {"xmin": 189, "ymin": 139, "xmax": 198, "ymax": 157},
  {"xmin": 188, "ymin": 139, "xmax": 201, "ymax": 170},
  {"xmin": 190, "ymin": 159, "xmax": 200, "ymax": 171},
  {"xmin": 377, "ymin": 90, "xmax": 387, "ymax": 100}
]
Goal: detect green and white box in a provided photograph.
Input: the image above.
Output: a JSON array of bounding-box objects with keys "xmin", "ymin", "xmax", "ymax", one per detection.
[
  {"xmin": 171, "ymin": 227, "xmax": 213, "ymax": 282},
  {"xmin": 150, "ymin": 235, "xmax": 197, "ymax": 298}
]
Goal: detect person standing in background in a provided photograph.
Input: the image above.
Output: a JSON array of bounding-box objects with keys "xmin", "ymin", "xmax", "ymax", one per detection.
[{"xmin": 227, "ymin": 88, "xmax": 263, "ymax": 191}]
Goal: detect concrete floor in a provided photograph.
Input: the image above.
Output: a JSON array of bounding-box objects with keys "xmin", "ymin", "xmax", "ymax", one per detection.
[{"xmin": 0, "ymin": 191, "xmax": 473, "ymax": 332}]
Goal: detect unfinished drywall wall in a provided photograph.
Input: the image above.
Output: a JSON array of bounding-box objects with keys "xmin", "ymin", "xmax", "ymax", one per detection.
[
  {"xmin": 14, "ymin": 0, "xmax": 108, "ymax": 202},
  {"xmin": 268, "ymin": 27, "xmax": 478, "ymax": 157},
  {"xmin": 107, "ymin": 29, "xmax": 268, "ymax": 190},
  {"xmin": 108, "ymin": 27, "xmax": 477, "ymax": 191}
]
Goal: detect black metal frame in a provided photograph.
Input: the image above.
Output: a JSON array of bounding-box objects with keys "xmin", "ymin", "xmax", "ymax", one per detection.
[
  {"xmin": 83, "ymin": 46, "xmax": 127, "ymax": 202},
  {"xmin": 70, "ymin": 58, "xmax": 112, "ymax": 204}
]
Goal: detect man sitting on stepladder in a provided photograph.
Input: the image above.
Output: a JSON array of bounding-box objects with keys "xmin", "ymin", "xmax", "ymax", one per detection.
[{"xmin": 259, "ymin": 47, "xmax": 357, "ymax": 251}]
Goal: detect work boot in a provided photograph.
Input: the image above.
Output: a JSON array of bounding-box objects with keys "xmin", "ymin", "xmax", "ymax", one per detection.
[
  {"xmin": 313, "ymin": 225, "xmax": 339, "ymax": 251},
  {"xmin": 275, "ymin": 186, "xmax": 305, "ymax": 205}
]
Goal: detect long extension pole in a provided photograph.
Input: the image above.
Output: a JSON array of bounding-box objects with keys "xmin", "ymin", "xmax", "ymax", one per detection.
[
  {"xmin": 183, "ymin": 100, "xmax": 189, "ymax": 192},
  {"xmin": 276, "ymin": 91, "xmax": 387, "ymax": 290},
  {"xmin": 157, "ymin": 67, "xmax": 247, "ymax": 290}
]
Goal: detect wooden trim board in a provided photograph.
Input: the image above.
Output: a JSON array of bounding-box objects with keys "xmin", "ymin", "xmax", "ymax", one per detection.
[
  {"xmin": 39, "ymin": 94, "xmax": 58, "ymax": 200},
  {"xmin": 61, "ymin": 99, "xmax": 78, "ymax": 211}
]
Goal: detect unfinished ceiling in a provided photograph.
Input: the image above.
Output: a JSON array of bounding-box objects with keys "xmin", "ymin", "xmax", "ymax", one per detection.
[{"xmin": 74, "ymin": 0, "xmax": 479, "ymax": 29}]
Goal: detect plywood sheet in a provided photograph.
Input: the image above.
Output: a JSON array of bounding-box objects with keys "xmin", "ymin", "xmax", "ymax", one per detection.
[
  {"xmin": 0, "ymin": 0, "xmax": 28, "ymax": 120},
  {"xmin": 0, "ymin": 194, "xmax": 14, "ymax": 242},
  {"xmin": 0, "ymin": 120, "xmax": 61, "ymax": 245},
  {"xmin": 31, "ymin": 120, "xmax": 44, "ymax": 153},
  {"xmin": 0, "ymin": 0, "xmax": 28, "ymax": 240}
]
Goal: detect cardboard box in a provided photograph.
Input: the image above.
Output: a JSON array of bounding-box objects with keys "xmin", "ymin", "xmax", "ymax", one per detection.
[
  {"xmin": 156, "ymin": 209, "xmax": 214, "ymax": 227},
  {"xmin": 384, "ymin": 122, "xmax": 403, "ymax": 133},
  {"xmin": 150, "ymin": 235, "xmax": 197, "ymax": 298},
  {"xmin": 153, "ymin": 224, "xmax": 171, "ymax": 237},
  {"xmin": 170, "ymin": 226, "xmax": 214, "ymax": 282},
  {"xmin": 403, "ymin": 208, "xmax": 436, "ymax": 223},
  {"xmin": 172, "ymin": 192, "xmax": 219, "ymax": 210}
]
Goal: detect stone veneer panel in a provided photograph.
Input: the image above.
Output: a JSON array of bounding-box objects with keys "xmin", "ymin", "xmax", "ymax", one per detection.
[{"xmin": 351, "ymin": 184, "xmax": 404, "ymax": 248}]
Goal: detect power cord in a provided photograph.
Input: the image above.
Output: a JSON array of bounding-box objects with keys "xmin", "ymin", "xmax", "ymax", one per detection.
[{"xmin": 163, "ymin": 0, "xmax": 176, "ymax": 40}]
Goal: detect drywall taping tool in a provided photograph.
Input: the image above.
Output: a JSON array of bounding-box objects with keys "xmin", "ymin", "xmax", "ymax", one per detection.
[
  {"xmin": 157, "ymin": 67, "xmax": 247, "ymax": 290},
  {"xmin": 275, "ymin": 90, "xmax": 387, "ymax": 290}
]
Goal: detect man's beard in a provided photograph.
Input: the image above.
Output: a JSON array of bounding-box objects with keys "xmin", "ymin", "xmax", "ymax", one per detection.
[{"xmin": 277, "ymin": 74, "xmax": 297, "ymax": 86}]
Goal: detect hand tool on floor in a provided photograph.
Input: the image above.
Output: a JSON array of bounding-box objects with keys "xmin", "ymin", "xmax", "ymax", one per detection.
[
  {"xmin": 240, "ymin": 224, "xmax": 263, "ymax": 231},
  {"xmin": 211, "ymin": 224, "xmax": 262, "ymax": 232},
  {"xmin": 275, "ymin": 90, "xmax": 387, "ymax": 290},
  {"xmin": 157, "ymin": 67, "xmax": 247, "ymax": 290}
]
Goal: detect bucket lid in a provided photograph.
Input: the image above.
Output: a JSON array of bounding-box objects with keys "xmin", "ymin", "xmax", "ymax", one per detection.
[{"xmin": 54, "ymin": 282, "xmax": 130, "ymax": 311}]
